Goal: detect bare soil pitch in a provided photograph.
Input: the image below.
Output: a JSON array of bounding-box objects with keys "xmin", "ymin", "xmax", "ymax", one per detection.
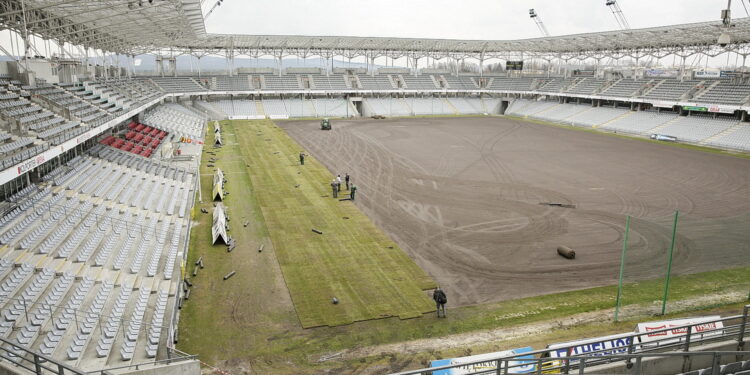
[{"xmin": 279, "ymin": 117, "xmax": 750, "ymax": 307}]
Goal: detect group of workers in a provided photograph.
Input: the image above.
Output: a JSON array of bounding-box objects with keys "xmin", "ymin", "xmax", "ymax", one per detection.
[
  {"xmin": 331, "ymin": 174, "xmax": 356, "ymax": 200},
  {"xmin": 299, "ymin": 151, "xmax": 448, "ymax": 318},
  {"xmin": 299, "ymin": 152, "xmax": 357, "ymax": 201}
]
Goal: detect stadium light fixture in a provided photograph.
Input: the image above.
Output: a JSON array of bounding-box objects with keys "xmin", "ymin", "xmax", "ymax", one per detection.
[
  {"xmin": 528, "ymin": 9, "xmax": 550, "ymax": 37},
  {"xmin": 719, "ymin": 0, "xmax": 733, "ymax": 47},
  {"xmin": 605, "ymin": 0, "xmax": 630, "ymax": 30}
]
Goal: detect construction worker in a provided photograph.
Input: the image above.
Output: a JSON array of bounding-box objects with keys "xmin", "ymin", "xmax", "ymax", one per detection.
[
  {"xmin": 299, "ymin": 152, "xmax": 305, "ymax": 165},
  {"xmin": 331, "ymin": 179, "xmax": 338, "ymax": 198},
  {"xmin": 345, "ymin": 173, "xmax": 350, "ymax": 190},
  {"xmin": 433, "ymin": 287, "xmax": 447, "ymax": 318},
  {"xmin": 336, "ymin": 175, "xmax": 342, "ymax": 192},
  {"xmin": 349, "ymin": 184, "xmax": 357, "ymax": 201}
]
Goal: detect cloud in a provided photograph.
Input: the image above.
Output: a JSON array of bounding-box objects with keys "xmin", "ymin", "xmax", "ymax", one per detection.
[{"xmin": 205, "ymin": 0, "xmax": 738, "ymax": 40}]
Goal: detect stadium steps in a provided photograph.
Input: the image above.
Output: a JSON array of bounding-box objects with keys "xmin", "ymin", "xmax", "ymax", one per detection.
[
  {"xmin": 593, "ymin": 110, "xmax": 634, "ymax": 129},
  {"xmin": 442, "ymin": 98, "xmax": 459, "ymax": 114},
  {"xmin": 700, "ymin": 122, "xmax": 745, "ymax": 145},
  {"xmin": 529, "ymin": 101, "xmax": 562, "ymax": 117},
  {"xmin": 564, "ymin": 78, "xmax": 585, "ymax": 92},
  {"xmin": 346, "ymin": 99, "xmax": 359, "ymax": 117},
  {"xmin": 386, "ymin": 75, "xmax": 398, "ymax": 89},
  {"xmin": 505, "ymin": 99, "xmax": 536, "ymax": 116},
  {"xmin": 429, "ymin": 75, "xmax": 442, "ymax": 89},
  {"xmin": 401, "ymin": 98, "xmax": 414, "ymax": 115},
  {"xmin": 596, "ymin": 80, "xmax": 617, "ymax": 94},
  {"xmin": 639, "ymin": 79, "xmax": 665, "ymax": 97},
  {"xmin": 258, "ymin": 75, "xmax": 267, "ymax": 90},
  {"xmin": 645, "ymin": 115, "xmax": 683, "ymax": 134},
  {"xmin": 255, "ymin": 100, "xmax": 265, "ymax": 117},
  {"xmin": 188, "ymin": 78, "xmax": 203, "ymax": 91},
  {"xmin": 209, "ymin": 77, "xmax": 217, "ymax": 90},
  {"xmin": 146, "ymin": 79, "xmax": 164, "ymax": 92},
  {"xmin": 303, "ymin": 99, "xmax": 316, "ymax": 117},
  {"xmin": 690, "ymin": 80, "xmax": 719, "ymax": 101}
]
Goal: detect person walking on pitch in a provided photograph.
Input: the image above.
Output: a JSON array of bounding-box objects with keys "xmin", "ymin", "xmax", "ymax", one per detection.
[
  {"xmin": 345, "ymin": 173, "xmax": 350, "ymax": 190},
  {"xmin": 331, "ymin": 179, "xmax": 338, "ymax": 198},
  {"xmin": 349, "ymin": 184, "xmax": 357, "ymax": 201},
  {"xmin": 336, "ymin": 175, "xmax": 342, "ymax": 192},
  {"xmin": 299, "ymin": 152, "xmax": 305, "ymax": 165},
  {"xmin": 432, "ymin": 287, "xmax": 447, "ymax": 318}
]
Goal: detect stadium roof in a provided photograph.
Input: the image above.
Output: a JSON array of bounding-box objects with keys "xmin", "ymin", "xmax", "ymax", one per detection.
[{"xmin": 2, "ymin": 0, "xmax": 750, "ymax": 59}]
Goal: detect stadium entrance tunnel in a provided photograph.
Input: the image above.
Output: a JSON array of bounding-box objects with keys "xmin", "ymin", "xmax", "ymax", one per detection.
[{"xmin": 499, "ymin": 100, "xmax": 509, "ymax": 115}]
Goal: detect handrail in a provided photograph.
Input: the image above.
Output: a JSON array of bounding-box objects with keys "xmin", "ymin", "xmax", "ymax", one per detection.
[
  {"xmin": 0, "ymin": 334, "xmax": 85, "ymax": 374},
  {"xmin": 390, "ymin": 305, "xmax": 750, "ymax": 375}
]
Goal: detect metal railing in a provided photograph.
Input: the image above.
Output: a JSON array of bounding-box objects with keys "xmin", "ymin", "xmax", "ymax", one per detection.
[
  {"xmin": 0, "ymin": 335, "xmax": 85, "ymax": 374},
  {"xmin": 390, "ymin": 305, "xmax": 750, "ymax": 375}
]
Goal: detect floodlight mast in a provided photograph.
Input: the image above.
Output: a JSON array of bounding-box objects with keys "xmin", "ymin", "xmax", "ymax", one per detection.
[
  {"xmin": 605, "ymin": 0, "xmax": 630, "ymax": 30},
  {"xmin": 528, "ymin": 9, "xmax": 550, "ymax": 37}
]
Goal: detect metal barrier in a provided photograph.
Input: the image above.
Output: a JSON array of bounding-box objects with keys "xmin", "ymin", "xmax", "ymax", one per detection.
[
  {"xmin": 0, "ymin": 335, "xmax": 85, "ymax": 374},
  {"xmin": 390, "ymin": 305, "xmax": 750, "ymax": 375},
  {"xmin": 569, "ymin": 351, "xmax": 749, "ymax": 375}
]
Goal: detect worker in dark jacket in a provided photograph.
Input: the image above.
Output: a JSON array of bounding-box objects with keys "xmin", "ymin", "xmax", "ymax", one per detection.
[
  {"xmin": 345, "ymin": 173, "xmax": 350, "ymax": 190},
  {"xmin": 433, "ymin": 287, "xmax": 447, "ymax": 318},
  {"xmin": 349, "ymin": 184, "xmax": 357, "ymax": 201},
  {"xmin": 299, "ymin": 152, "xmax": 305, "ymax": 165},
  {"xmin": 331, "ymin": 179, "xmax": 338, "ymax": 198}
]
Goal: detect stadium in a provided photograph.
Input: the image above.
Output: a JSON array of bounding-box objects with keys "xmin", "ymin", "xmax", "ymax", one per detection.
[{"xmin": 0, "ymin": 0, "xmax": 746, "ymax": 374}]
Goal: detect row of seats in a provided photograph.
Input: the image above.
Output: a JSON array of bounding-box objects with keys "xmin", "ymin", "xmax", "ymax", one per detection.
[
  {"xmin": 143, "ymin": 104, "xmax": 204, "ymax": 140},
  {"xmin": 678, "ymin": 359, "xmax": 750, "ymax": 375},
  {"xmin": 0, "ymin": 146, "xmax": 192, "ymax": 366},
  {"xmin": 506, "ymin": 99, "xmax": 750, "ymax": 151}
]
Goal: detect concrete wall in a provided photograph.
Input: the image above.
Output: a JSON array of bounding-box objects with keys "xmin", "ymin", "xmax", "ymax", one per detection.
[{"xmin": 110, "ymin": 359, "xmax": 201, "ymax": 375}]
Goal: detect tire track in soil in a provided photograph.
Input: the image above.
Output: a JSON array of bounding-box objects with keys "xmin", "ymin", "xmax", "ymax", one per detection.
[{"xmin": 277, "ymin": 118, "xmax": 750, "ymax": 306}]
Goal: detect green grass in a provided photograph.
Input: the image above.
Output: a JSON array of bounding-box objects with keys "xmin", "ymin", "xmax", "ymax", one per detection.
[
  {"xmin": 233, "ymin": 119, "xmax": 436, "ymax": 327},
  {"xmin": 178, "ymin": 119, "xmax": 750, "ymax": 374}
]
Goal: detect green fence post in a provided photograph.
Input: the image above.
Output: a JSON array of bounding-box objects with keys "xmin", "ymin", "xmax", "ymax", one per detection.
[
  {"xmin": 615, "ymin": 215, "xmax": 630, "ymax": 322},
  {"xmin": 661, "ymin": 210, "xmax": 679, "ymax": 315}
]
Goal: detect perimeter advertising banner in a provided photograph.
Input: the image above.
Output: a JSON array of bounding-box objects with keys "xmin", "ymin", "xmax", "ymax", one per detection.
[
  {"xmin": 430, "ymin": 347, "xmax": 536, "ymax": 374},
  {"xmin": 547, "ymin": 332, "xmax": 633, "ymax": 359},
  {"xmin": 636, "ymin": 316, "xmax": 724, "ymax": 345}
]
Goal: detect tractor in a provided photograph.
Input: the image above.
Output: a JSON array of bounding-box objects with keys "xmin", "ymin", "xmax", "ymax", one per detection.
[{"xmin": 321, "ymin": 118, "xmax": 331, "ymax": 130}]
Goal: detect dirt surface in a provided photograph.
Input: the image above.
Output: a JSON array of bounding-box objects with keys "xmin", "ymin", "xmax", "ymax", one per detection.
[{"xmin": 279, "ymin": 117, "xmax": 750, "ymax": 306}]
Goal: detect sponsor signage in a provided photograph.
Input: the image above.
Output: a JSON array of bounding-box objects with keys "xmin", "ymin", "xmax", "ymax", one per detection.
[
  {"xmin": 506, "ymin": 61, "xmax": 524, "ymax": 71},
  {"xmin": 431, "ymin": 347, "xmax": 536, "ymax": 374},
  {"xmin": 682, "ymin": 105, "xmax": 708, "ymax": 112},
  {"xmin": 707, "ymin": 105, "xmax": 736, "ymax": 114},
  {"xmin": 547, "ymin": 333, "xmax": 633, "ymax": 359},
  {"xmin": 694, "ymin": 70, "xmax": 721, "ymax": 79},
  {"xmin": 636, "ymin": 316, "xmax": 724, "ymax": 345},
  {"xmin": 645, "ymin": 69, "xmax": 678, "ymax": 78}
]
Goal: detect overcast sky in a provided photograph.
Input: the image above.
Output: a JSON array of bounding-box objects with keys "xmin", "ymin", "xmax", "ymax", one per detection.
[{"xmin": 204, "ymin": 0, "xmax": 744, "ymax": 40}]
